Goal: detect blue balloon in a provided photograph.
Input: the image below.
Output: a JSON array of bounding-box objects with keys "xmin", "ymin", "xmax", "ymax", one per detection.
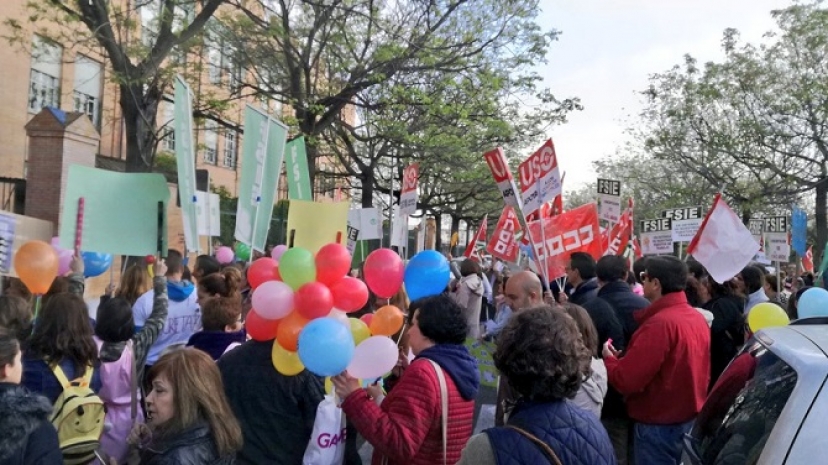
[
  {"xmin": 404, "ymin": 250, "xmax": 451, "ymax": 301},
  {"xmin": 82, "ymin": 251, "xmax": 113, "ymax": 278},
  {"xmin": 298, "ymin": 318, "xmax": 355, "ymax": 376},
  {"xmin": 797, "ymin": 287, "xmax": 828, "ymax": 318}
]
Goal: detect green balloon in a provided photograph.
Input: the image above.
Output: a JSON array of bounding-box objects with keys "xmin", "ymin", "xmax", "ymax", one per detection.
[
  {"xmin": 279, "ymin": 247, "xmax": 316, "ymax": 290},
  {"xmin": 234, "ymin": 243, "xmax": 251, "ymax": 261}
]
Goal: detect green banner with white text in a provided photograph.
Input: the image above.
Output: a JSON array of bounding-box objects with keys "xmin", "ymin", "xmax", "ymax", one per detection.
[{"xmin": 285, "ymin": 136, "xmax": 312, "ymax": 201}]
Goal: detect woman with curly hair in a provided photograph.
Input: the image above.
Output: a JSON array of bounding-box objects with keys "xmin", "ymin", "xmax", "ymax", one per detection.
[{"xmin": 459, "ymin": 306, "xmax": 615, "ymax": 465}]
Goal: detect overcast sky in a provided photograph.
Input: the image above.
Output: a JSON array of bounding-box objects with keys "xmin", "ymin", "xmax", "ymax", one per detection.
[{"xmin": 534, "ymin": 0, "xmax": 793, "ymax": 192}]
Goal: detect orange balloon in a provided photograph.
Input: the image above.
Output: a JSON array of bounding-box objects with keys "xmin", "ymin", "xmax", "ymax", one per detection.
[
  {"xmin": 14, "ymin": 240, "xmax": 59, "ymax": 294},
  {"xmin": 370, "ymin": 305, "xmax": 404, "ymax": 336},
  {"xmin": 276, "ymin": 311, "xmax": 309, "ymax": 352}
]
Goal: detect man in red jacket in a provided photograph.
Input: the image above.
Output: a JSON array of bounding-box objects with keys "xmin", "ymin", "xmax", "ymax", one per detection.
[{"xmin": 603, "ymin": 255, "xmax": 710, "ymax": 465}]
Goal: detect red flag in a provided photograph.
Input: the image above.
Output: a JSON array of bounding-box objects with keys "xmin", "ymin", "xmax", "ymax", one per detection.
[
  {"xmin": 803, "ymin": 246, "xmax": 814, "ymax": 273},
  {"xmin": 528, "ymin": 203, "xmax": 602, "ymax": 280},
  {"xmin": 463, "ymin": 215, "xmax": 488, "ymax": 260},
  {"xmin": 687, "ymin": 194, "xmax": 760, "ymax": 283},
  {"xmin": 487, "ymin": 207, "xmax": 521, "ymax": 262},
  {"xmin": 606, "ymin": 208, "xmax": 632, "ymax": 256}
]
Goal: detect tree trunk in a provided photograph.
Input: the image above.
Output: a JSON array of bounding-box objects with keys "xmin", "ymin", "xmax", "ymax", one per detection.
[
  {"xmin": 121, "ymin": 83, "xmax": 160, "ymax": 173},
  {"xmin": 360, "ymin": 172, "xmax": 374, "ymax": 208},
  {"xmin": 816, "ymin": 179, "xmax": 827, "ymax": 267},
  {"xmin": 434, "ymin": 214, "xmax": 443, "ymax": 252},
  {"xmin": 306, "ymin": 135, "xmax": 319, "ymax": 193}
]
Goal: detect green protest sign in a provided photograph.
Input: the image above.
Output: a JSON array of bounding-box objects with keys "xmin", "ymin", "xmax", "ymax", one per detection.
[
  {"xmin": 60, "ymin": 165, "xmax": 169, "ymax": 256},
  {"xmin": 285, "ymin": 136, "xmax": 312, "ymax": 201},
  {"xmin": 173, "ymin": 76, "xmax": 200, "ymax": 253},
  {"xmin": 465, "ymin": 337, "xmax": 499, "ymax": 388}
]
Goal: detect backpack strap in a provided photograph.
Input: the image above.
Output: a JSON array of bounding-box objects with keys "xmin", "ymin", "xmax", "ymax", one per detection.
[
  {"xmin": 426, "ymin": 359, "xmax": 448, "ymax": 465},
  {"xmin": 50, "ymin": 363, "xmax": 93, "ymax": 388},
  {"xmin": 505, "ymin": 424, "xmax": 563, "ymax": 465},
  {"xmin": 129, "ymin": 341, "xmax": 138, "ymax": 421}
]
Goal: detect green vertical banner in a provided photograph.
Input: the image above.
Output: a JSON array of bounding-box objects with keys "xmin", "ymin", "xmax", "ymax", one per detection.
[
  {"xmin": 285, "ymin": 136, "xmax": 312, "ymax": 200},
  {"xmin": 255, "ymin": 118, "xmax": 287, "ymax": 251},
  {"xmin": 173, "ymin": 76, "xmax": 200, "ymax": 254}
]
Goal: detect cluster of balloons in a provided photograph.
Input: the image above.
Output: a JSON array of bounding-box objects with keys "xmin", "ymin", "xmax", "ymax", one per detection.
[
  {"xmin": 250, "ymin": 244, "xmax": 451, "ymax": 380},
  {"xmin": 50, "ymin": 237, "xmax": 113, "ymax": 278}
]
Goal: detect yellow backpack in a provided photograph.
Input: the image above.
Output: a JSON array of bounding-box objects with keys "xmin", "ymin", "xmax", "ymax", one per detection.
[{"xmin": 49, "ymin": 364, "xmax": 106, "ymax": 465}]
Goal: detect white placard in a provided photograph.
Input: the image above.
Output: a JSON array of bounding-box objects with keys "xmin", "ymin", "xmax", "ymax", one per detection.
[
  {"xmin": 765, "ymin": 233, "xmax": 790, "ymax": 262},
  {"xmin": 599, "ymin": 194, "xmax": 621, "ymax": 223},
  {"xmin": 196, "ymin": 191, "xmax": 221, "ymax": 237},
  {"xmin": 399, "ymin": 164, "xmax": 419, "ymax": 215},
  {"xmin": 640, "ymin": 231, "xmax": 674, "ymax": 255},
  {"xmin": 347, "ymin": 208, "xmax": 382, "ymax": 241},
  {"xmin": 672, "ymin": 218, "xmax": 703, "ymax": 243}
]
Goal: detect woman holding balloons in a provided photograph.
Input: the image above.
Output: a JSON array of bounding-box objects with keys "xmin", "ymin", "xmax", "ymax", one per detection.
[{"xmin": 332, "ymin": 295, "xmax": 480, "ymax": 465}]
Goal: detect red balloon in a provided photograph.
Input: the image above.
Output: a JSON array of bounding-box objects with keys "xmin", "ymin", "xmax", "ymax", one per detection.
[
  {"xmin": 330, "ymin": 276, "xmax": 369, "ymax": 313},
  {"xmin": 246, "ymin": 310, "xmax": 281, "ymax": 342},
  {"xmin": 274, "ymin": 264, "xmax": 282, "ymax": 281},
  {"xmin": 248, "ymin": 258, "xmax": 279, "ymax": 290},
  {"xmin": 363, "ymin": 248, "xmax": 404, "ymax": 298},
  {"xmin": 315, "ymin": 243, "xmax": 352, "ymax": 286},
  {"xmin": 294, "ymin": 282, "xmax": 334, "ymax": 320},
  {"xmin": 360, "ymin": 313, "xmax": 374, "ymax": 327}
]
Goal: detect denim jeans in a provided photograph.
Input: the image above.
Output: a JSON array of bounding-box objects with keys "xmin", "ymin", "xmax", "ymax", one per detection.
[{"xmin": 634, "ymin": 420, "xmax": 694, "ymax": 465}]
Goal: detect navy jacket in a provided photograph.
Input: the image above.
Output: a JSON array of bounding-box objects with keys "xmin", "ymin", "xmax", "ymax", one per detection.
[
  {"xmin": 596, "ymin": 281, "xmax": 651, "ymax": 344},
  {"xmin": 0, "ymin": 383, "xmax": 62, "ymax": 465},
  {"xmin": 21, "ymin": 357, "xmax": 102, "ymax": 405},
  {"xmin": 569, "ymin": 278, "xmax": 599, "ymax": 306},
  {"xmin": 486, "ymin": 400, "xmax": 616, "ymax": 465}
]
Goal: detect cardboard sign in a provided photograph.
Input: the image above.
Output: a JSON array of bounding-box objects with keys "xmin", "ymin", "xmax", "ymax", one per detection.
[
  {"xmin": 518, "ymin": 139, "xmax": 562, "ymax": 216},
  {"xmin": 599, "ymin": 195, "xmax": 621, "ymax": 223},
  {"xmin": 347, "ymin": 208, "xmax": 382, "ymax": 241},
  {"xmin": 399, "ymin": 163, "xmax": 419, "ymax": 215},
  {"xmin": 640, "ymin": 218, "xmax": 673, "ymax": 255},
  {"xmin": 0, "ymin": 214, "xmax": 17, "ymax": 273},
  {"xmin": 195, "ymin": 191, "xmax": 221, "ymax": 237},
  {"xmin": 345, "ymin": 225, "xmax": 359, "ymax": 254},
  {"xmin": 765, "ymin": 232, "xmax": 790, "ymax": 262},
  {"xmin": 763, "ymin": 216, "xmax": 788, "ymax": 234},
  {"xmin": 597, "ymin": 178, "xmax": 621, "ymax": 196},
  {"xmin": 749, "ymin": 219, "xmax": 764, "ymax": 245},
  {"xmin": 286, "ymin": 201, "xmax": 349, "ymax": 253},
  {"xmin": 641, "ymin": 218, "xmax": 672, "ymax": 233},
  {"xmin": 527, "ymin": 203, "xmax": 602, "ymax": 280},
  {"xmin": 0, "ymin": 213, "xmax": 53, "ymax": 278},
  {"xmin": 484, "ymin": 147, "xmax": 522, "ymax": 210},
  {"xmin": 661, "ymin": 206, "xmax": 703, "ymax": 221}
]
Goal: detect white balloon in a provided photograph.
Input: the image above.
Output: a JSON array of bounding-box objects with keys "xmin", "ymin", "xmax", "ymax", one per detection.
[
  {"xmin": 327, "ymin": 308, "xmax": 350, "ymax": 328},
  {"xmin": 347, "ymin": 336, "xmax": 398, "ymax": 379}
]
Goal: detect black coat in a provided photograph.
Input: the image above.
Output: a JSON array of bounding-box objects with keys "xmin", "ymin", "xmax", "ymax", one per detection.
[
  {"xmin": 217, "ymin": 340, "xmax": 362, "ymax": 465},
  {"xmin": 0, "ymin": 383, "xmax": 62, "ymax": 465},
  {"xmin": 596, "ymin": 280, "xmax": 652, "ymax": 344},
  {"xmin": 581, "ymin": 297, "xmax": 626, "ymax": 352},
  {"xmin": 704, "ymin": 295, "xmax": 746, "ymax": 388},
  {"xmin": 139, "ymin": 423, "xmax": 234, "ymax": 465}
]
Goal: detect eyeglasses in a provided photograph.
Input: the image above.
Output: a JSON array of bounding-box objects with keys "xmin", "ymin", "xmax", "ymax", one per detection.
[{"xmin": 639, "ymin": 271, "xmax": 650, "ymax": 282}]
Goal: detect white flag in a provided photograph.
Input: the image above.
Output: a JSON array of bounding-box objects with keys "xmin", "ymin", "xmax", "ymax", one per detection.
[{"xmin": 687, "ymin": 194, "xmax": 760, "ymax": 284}]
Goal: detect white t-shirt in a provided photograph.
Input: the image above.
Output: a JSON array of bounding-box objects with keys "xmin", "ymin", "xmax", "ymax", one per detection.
[{"xmin": 132, "ymin": 282, "xmax": 200, "ymax": 365}]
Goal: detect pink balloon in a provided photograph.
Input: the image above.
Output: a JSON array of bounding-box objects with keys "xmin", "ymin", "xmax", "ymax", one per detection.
[
  {"xmin": 251, "ymin": 281, "xmax": 294, "ymax": 320},
  {"xmin": 57, "ymin": 249, "xmax": 74, "ymax": 276},
  {"xmin": 216, "ymin": 246, "xmax": 235, "ymax": 264},
  {"xmin": 363, "ymin": 248, "xmax": 404, "ymax": 298},
  {"xmin": 272, "ymin": 244, "xmax": 288, "ymax": 260},
  {"xmin": 51, "ymin": 236, "xmax": 62, "ymax": 248},
  {"xmin": 347, "ymin": 336, "xmax": 399, "ymax": 379}
]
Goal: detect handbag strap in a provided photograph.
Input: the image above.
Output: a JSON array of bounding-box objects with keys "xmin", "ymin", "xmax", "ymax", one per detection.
[
  {"xmin": 129, "ymin": 341, "xmax": 138, "ymax": 421},
  {"xmin": 426, "ymin": 359, "xmax": 448, "ymax": 465},
  {"xmin": 506, "ymin": 424, "xmax": 563, "ymax": 465}
]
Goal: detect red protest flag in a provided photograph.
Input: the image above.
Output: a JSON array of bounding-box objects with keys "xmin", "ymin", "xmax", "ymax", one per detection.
[
  {"xmin": 463, "ymin": 215, "xmax": 488, "ymax": 260},
  {"xmin": 527, "ymin": 203, "xmax": 602, "ymax": 280},
  {"xmin": 687, "ymin": 194, "xmax": 760, "ymax": 284},
  {"xmin": 487, "ymin": 207, "xmax": 522, "ymax": 262},
  {"xmin": 803, "ymin": 246, "xmax": 814, "ymax": 273},
  {"xmin": 606, "ymin": 208, "xmax": 632, "ymax": 256}
]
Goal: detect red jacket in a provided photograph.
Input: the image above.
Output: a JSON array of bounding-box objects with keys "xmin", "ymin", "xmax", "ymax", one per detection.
[
  {"xmin": 604, "ymin": 291, "xmax": 711, "ymax": 424},
  {"xmin": 341, "ymin": 358, "xmax": 474, "ymax": 465}
]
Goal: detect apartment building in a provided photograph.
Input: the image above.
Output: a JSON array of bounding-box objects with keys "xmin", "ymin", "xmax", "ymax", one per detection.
[{"xmin": 0, "ymin": 0, "xmax": 350, "ymax": 213}]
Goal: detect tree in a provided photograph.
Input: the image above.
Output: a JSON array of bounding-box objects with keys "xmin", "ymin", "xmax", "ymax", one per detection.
[{"xmin": 5, "ymin": 0, "xmax": 227, "ymax": 172}]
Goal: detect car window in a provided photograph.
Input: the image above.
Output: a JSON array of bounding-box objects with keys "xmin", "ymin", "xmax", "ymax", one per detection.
[{"xmin": 689, "ymin": 343, "xmax": 798, "ymax": 465}]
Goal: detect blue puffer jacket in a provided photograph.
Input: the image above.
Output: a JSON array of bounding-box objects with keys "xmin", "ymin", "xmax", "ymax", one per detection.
[{"xmin": 486, "ymin": 400, "xmax": 616, "ymax": 465}]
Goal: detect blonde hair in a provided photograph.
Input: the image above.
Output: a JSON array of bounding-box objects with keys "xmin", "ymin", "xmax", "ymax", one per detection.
[
  {"xmin": 116, "ymin": 265, "xmax": 151, "ymax": 306},
  {"xmin": 148, "ymin": 348, "xmax": 243, "ymax": 456}
]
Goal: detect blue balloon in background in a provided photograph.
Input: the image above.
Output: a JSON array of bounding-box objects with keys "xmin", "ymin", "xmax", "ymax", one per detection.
[
  {"xmin": 405, "ymin": 250, "xmax": 451, "ymax": 301},
  {"xmin": 298, "ymin": 318, "xmax": 355, "ymax": 377},
  {"xmin": 797, "ymin": 287, "xmax": 828, "ymax": 318},
  {"xmin": 82, "ymin": 251, "xmax": 113, "ymax": 278}
]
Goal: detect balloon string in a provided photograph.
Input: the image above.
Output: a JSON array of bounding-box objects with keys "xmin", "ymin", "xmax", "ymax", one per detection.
[
  {"xmin": 395, "ymin": 323, "xmax": 407, "ymax": 346},
  {"xmin": 33, "ymin": 295, "xmax": 42, "ymax": 327}
]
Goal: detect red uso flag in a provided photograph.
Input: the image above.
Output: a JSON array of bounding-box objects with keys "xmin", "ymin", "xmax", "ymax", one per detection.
[
  {"xmin": 399, "ymin": 163, "xmax": 419, "ymax": 215},
  {"xmin": 528, "ymin": 203, "xmax": 602, "ymax": 280},
  {"xmin": 487, "ymin": 207, "xmax": 522, "ymax": 262},
  {"xmin": 483, "ymin": 148, "xmax": 522, "ymax": 210},
  {"xmin": 518, "ymin": 139, "xmax": 563, "ymax": 217}
]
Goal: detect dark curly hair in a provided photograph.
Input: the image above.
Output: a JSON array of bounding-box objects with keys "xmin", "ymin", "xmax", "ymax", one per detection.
[
  {"xmin": 494, "ymin": 306, "xmax": 591, "ymax": 402},
  {"xmin": 409, "ymin": 295, "xmax": 467, "ymax": 345}
]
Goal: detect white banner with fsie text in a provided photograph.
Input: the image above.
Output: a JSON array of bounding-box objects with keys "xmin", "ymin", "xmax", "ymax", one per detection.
[{"xmin": 640, "ymin": 218, "xmax": 673, "ymax": 255}]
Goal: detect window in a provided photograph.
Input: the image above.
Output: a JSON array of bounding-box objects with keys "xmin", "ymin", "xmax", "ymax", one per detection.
[
  {"xmin": 139, "ymin": 0, "xmax": 160, "ymax": 48},
  {"xmin": 687, "ymin": 344, "xmax": 798, "ymax": 464},
  {"xmin": 29, "ymin": 36, "xmax": 62, "ymax": 112},
  {"xmin": 223, "ymin": 129, "xmax": 237, "ymax": 168},
  {"xmin": 203, "ymin": 122, "xmax": 218, "ymax": 164},
  {"xmin": 206, "ymin": 22, "xmax": 241, "ymax": 90},
  {"xmin": 73, "ymin": 55, "xmax": 102, "ymax": 127},
  {"xmin": 207, "ymin": 38, "xmax": 223, "ymax": 84},
  {"xmin": 160, "ymin": 101, "xmax": 175, "ymax": 152}
]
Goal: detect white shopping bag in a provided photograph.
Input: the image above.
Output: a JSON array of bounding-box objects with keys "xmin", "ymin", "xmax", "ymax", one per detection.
[{"xmin": 303, "ymin": 394, "xmax": 347, "ymax": 465}]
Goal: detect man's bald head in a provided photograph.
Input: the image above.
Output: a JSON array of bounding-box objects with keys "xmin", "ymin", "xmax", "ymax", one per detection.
[{"xmin": 504, "ymin": 271, "xmax": 544, "ymax": 311}]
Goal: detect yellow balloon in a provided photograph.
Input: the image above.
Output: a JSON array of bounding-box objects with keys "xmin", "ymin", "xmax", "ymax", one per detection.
[
  {"xmin": 748, "ymin": 302, "xmax": 789, "ymax": 333},
  {"xmin": 272, "ymin": 340, "xmax": 305, "ymax": 376},
  {"xmin": 349, "ymin": 318, "xmax": 371, "ymax": 346}
]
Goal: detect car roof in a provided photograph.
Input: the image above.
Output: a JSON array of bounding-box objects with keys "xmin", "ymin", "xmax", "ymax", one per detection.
[{"xmin": 757, "ymin": 325, "xmax": 828, "ymax": 373}]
